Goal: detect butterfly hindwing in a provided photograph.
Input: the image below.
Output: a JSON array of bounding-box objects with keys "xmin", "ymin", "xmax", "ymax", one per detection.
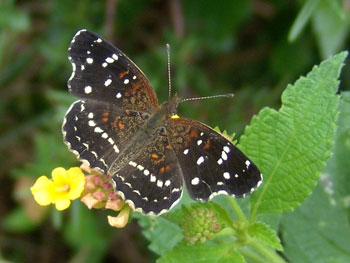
[
  {"xmin": 111, "ymin": 134, "xmax": 183, "ymax": 215},
  {"xmin": 168, "ymin": 118, "xmax": 263, "ymax": 201},
  {"xmin": 68, "ymin": 29, "xmax": 159, "ymax": 112}
]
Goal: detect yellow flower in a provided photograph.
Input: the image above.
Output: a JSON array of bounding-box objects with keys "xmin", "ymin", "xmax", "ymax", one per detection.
[{"xmin": 31, "ymin": 167, "xmax": 85, "ymax": 211}]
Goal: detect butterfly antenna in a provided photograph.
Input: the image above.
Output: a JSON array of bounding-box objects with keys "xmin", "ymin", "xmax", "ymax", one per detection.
[
  {"xmin": 180, "ymin": 93, "xmax": 234, "ymax": 103},
  {"xmin": 166, "ymin": 43, "xmax": 172, "ymax": 100}
]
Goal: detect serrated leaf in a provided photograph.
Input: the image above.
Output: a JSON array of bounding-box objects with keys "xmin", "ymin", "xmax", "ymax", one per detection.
[
  {"xmin": 281, "ymin": 183, "xmax": 350, "ymax": 262},
  {"xmin": 158, "ymin": 241, "xmax": 246, "ymax": 263},
  {"xmin": 248, "ymin": 222, "xmax": 282, "ymax": 251},
  {"xmin": 239, "ymin": 52, "xmax": 348, "ymax": 218}
]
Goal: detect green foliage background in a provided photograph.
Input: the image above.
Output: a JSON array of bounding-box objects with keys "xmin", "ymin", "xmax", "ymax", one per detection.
[{"xmin": 0, "ymin": 0, "xmax": 349, "ymax": 262}]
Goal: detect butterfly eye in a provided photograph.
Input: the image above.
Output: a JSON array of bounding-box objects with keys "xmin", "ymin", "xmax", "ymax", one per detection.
[{"xmin": 140, "ymin": 112, "xmax": 150, "ymax": 120}]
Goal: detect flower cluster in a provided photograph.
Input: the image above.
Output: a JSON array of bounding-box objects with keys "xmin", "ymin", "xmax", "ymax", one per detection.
[
  {"xmin": 79, "ymin": 163, "xmax": 130, "ymax": 228},
  {"xmin": 31, "ymin": 164, "xmax": 130, "ymax": 228},
  {"xmin": 181, "ymin": 205, "xmax": 221, "ymax": 244}
]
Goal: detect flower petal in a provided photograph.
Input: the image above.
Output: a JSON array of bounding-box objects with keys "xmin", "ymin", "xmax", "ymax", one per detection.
[
  {"xmin": 30, "ymin": 176, "xmax": 53, "ymax": 206},
  {"xmin": 51, "ymin": 167, "xmax": 68, "ymax": 181},
  {"xmin": 54, "ymin": 198, "xmax": 71, "ymax": 211},
  {"xmin": 67, "ymin": 167, "xmax": 85, "ymax": 199}
]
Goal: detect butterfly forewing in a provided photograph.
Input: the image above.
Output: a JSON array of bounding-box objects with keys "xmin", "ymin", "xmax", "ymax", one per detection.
[
  {"xmin": 62, "ymin": 100, "xmax": 149, "ymax": 173},
  {"xmin": 168, "ymin": 118, "xmax": 263, "ymax": 200},
  {"xmin": 68, "ymin": 29, "xmax": 159, "ymax": 112}
]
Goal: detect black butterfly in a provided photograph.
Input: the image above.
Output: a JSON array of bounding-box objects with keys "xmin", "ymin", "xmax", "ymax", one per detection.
[{"xmin": 62, "ymin": 29, "xmax": 263, "ymax": 215}]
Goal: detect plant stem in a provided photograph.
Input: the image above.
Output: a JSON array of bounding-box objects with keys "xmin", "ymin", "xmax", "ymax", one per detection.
[
  {"xmin": 227, "ymin": 197, "xmax": 247, "ymax": 223},
  {"xmin": 239, "ymin": 248, "xmax": 269, "ymax": 263},
  {"xmin": 249, "ymin": 238, "xmax": 286, "ymax": 263}
]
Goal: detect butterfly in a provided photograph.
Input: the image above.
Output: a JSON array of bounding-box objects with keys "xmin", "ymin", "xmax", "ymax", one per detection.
[{"xmin": 62, "ymin": 29, "xmax": 263, "ymax": 215}]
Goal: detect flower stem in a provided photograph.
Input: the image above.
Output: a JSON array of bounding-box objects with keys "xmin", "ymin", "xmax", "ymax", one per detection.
[
  {"xmin": 227, "ymin": 196, "xmax": 247, "ymax": 223},
  {"xmin": 249, "ymin": 238, "xmax": 286, "ymax": 263}
]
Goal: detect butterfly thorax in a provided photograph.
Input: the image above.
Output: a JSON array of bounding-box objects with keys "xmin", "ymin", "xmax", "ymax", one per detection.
[{"xmin": 107, "ymin": 96, "xmax": 180, "ymax": 175}]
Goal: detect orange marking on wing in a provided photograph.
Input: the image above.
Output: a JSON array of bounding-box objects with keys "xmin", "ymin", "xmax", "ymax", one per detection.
[
  {"xmin": 160, "ymin": 167, "xmax": 165, "ymax": 174},
  {"xmin": 189, "ymin": 129, "xmax": 199, "ymax": 139},
  {"xmin": 125, "ymin": 109, "xmax": 130, "ymax": 115},
  {"xmin": 203, "ymin": 139, "xmax": 211, "ymax": 150},
  {"xmin": 165, "ymin": 165, "xmax": 171, "ymax": 172},
  {"xmin": 102, "ymin": 112, "xmax": 110, "ymax": 123},
  {"xmin": 112, "ymin": 118, "xmax": 119, "ymax": 128},
  {"xmin": 151, "ymin": 153, "xmax": 159, "ymax": 159},
  {"xmin": 118, "ymin": 121, "xmax": 125, "ymax": 130},
  {"xmin": 119, "ymin": 71, "xmax": 128, "ymax": 78}
]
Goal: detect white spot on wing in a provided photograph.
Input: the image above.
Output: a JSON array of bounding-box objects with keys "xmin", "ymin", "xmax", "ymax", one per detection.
[
  {"xmin": 116, "ymin": 92, "xmax": 122, "ymax": 98},
  {"xmin": 197, "ymin": 156, "xmax": 205, "ymax": 165},
  {"xmin": 165, "ymin": 180, "xmax": 171, "ymax": 187},
  {"xmin": 223, "ymin": 146, "xmax": 230, "ymax": 153},
  {"xmin": 106, "ymin": 57, "xmax": 114, "ymax": 63},
  {"xmin": 183, "ymin": 149, "xmax": 189, "ymax": 155},
  {"xmin": 84, "ymin": 85, "xmax": 92, "ymax": 94},
  {"xmin": 245, "ymin": 160, "xmax": 251, "ymax": 168},
  {"xmin": 104, "ymin": 78, "xmax": 112, "ymax": 87},
  {"xmin": 191, "ymin": 177, "xmax": 200, "ymax": 185},
  {"xmin": 113, "ymin": 145, "xmax": 119, "ymax": 153},
  {"xmin": 217, "ymin": 158, "xmax": 223, "ymax": 165},
  {"xmin": 88, "ymin": 120, "xmax": 96, "ymax": 127},
  {"xmin": 86, "ymin": 57, "xmax": 93, "ymax": 64},
  {"xmin": 129, "ymin": 161, "xmax": 137, "ymax": 167},
  {"xmin": 150, "ymin": 174, "xmax": 156, "ymax": 182},
  {"xmin": 157, "ymin": 180, "xmax": 163, "ymax": 188},
  {"xmin": 221, "ymin": 151, "xmax": 228, "ymax": 161},
  {"xmin": 112, "ymin": 54, "xmax": 119, "ymax": 60},
  {"xmin": 223, "ymin": 172, "xmax": 230, "ymax": 179},
  {"xmin": 94, "ymin": 127, "xmax": 103, "ymax": 133},
  {"xmin": 197, "ymin": 139, "xmax": 203, "ymax": 146},
  {"xmin": 124, "ymin": 79, "xmax": 129, "ymax": 84}
]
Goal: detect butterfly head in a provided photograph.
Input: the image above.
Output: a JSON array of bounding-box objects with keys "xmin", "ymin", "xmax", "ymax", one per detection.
[{"xmin": 161, "ymin": 94, "xmax": 182, "ymax": 118}]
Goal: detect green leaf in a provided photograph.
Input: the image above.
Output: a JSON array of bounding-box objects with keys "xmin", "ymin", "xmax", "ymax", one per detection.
[
  {"xmin": 137, "ymin": 215, "xmax": 183, "ymax": 255},
  {"xmin": 239, "ymin": 51, "xmax": 348, "ymax": 218},
  {"xmin": 312, "ymin": 0, "xmax": 350, "ymax": 58},
  {"xmin": 281, "ymin": 183, "xmax": 350, "ymax": 262},
  {"xmin": 324, "ymin": 91, "xmax": 350, "ymax": 202},
  {"xmin": 248, "ymin": 222, "xmax": 282, "ymax": 251},
  {"xmin": 288, "ymin": 0, "xmax": 320, "ymax": 42},
  {"xmin": 2, "ymin": 207, "xmax": 37, "ymax": 233},
  {"xmin": 158, "ymin": 241, "xmax": 246, "ymax": 263}
]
